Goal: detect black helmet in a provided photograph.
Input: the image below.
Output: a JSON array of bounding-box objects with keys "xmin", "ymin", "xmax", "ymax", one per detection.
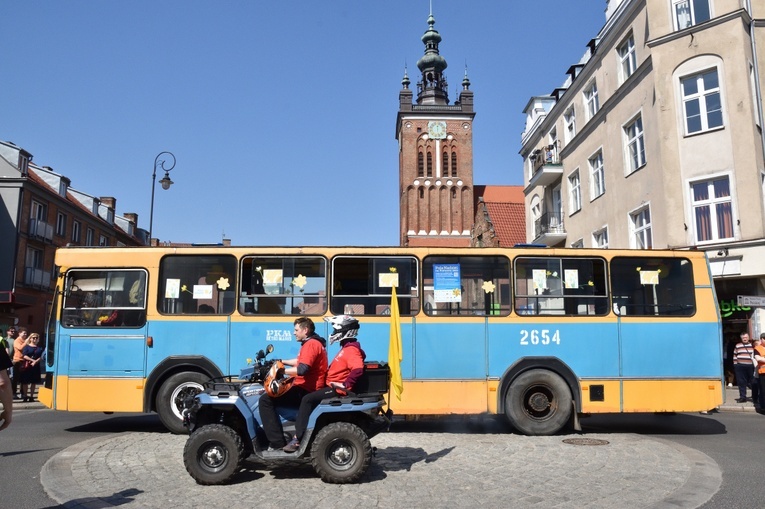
[{"xmin": 324, "ymin": 315, "xmax": 360, "ymax": 345}]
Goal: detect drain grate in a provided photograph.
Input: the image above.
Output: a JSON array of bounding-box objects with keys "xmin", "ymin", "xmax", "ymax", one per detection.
[{"xmin": 562, "ymin": 437, "xmax": 610, "ymax": 446}]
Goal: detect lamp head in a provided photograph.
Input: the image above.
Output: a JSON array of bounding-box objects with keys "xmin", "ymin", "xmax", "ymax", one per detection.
[{"xmin": 159, "ymin": 172, "xmax": 174, "ymax": 190}]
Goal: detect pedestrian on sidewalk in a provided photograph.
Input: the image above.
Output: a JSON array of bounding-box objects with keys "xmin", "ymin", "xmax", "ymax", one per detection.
[
  {"xmin": 12, "ymin": 327, "xmax": 29, "ymax": 400},
  {"xmin": 733, "ymin": 332, "xmax": 756, "ymax": 403},
  {"xmin": 2, "ymin": 326, "xmax": 18, "ymax": 399},
  {"xmin": 753, "ymin": 333, "xmax": 765, "ymax": 412},
  {"xmin": 0, "ymin": 344, "xmax": 13, "ymax": 430},
  {"xmin": 20, "ymin": 333, "xmax": 44, "ymax": 402}
]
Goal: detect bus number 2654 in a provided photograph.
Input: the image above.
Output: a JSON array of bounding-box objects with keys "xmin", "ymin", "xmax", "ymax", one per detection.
[{"xmin": 520, "ymin": 329, "xmax": 561, "ymax": 346}]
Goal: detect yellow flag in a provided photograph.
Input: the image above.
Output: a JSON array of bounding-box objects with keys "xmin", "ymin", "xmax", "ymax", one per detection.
[{"xmin": 388, "ymin": 286, "xmax": 404, "ymax": 400}]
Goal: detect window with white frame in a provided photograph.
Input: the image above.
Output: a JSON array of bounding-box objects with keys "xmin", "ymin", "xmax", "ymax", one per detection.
[
  {"xmin": 593, "ymin": 227, "xmax": 609, "ymax": 248},
  {"xmin": 99, "ymin": 235, "xmax": 108, "ymax": 247},
  {"xmin": 30, "ymin": 200, "xmax": 47, "ymax": 221},
  {"xmin": 618, "ymin": 34, "xmax": 637, "ymax": 83},
  {"xmin": 589, "ymin": 151, "xmax": 605, "ymax": 199},
  {"xmin": 568, "ymin": 170, "xmax": 581, "ymax": 213},
  {"xmin": 673, "ymin": 0, "xmax": 710, "ymax": 30},
  {"xmin": 56, "ymin": 212, "xmax": 67, "ymax": 237},
  {"xmin": 630, "ymin": 206, "xmax": 653, "ymax": 249},
  {"xmin": 584, "ymin": 81, "xmax": 599, "ymax": 121},
  {"xmin": 548, "ymin": 128, "xmax": 558, "ymax": 162},
  {"xmin": 691, "ymin": 176, "xmax": 734, "ymax": 242},
  {"xmin": 681, "ymin": 68, "xmax": 723, "ymax": 134},
  {"xmin": 564, "ymin": 107, "xmax": 576, "ymax": 142},
  {"xmin": 570, "ymin": 239, "xmax": 584, "ymax": 248},
  {"xmin": 624, "ymin": 114, "xmax": 646, "ymax": 173},
  {"xmin": 85, "ymin": 228, "xmax": 94, "ymax": 247},
  {"xmin": 72, "ymin": 221, "xmax": 81, "ymax": 244}
]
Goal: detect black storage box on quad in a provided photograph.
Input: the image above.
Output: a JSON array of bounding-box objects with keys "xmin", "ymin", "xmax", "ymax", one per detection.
[{"xmin": 352, "ymin": 362, "xmax": 391, "ymax": 395}]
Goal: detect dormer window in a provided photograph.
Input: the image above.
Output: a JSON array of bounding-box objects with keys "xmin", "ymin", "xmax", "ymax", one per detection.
[{"xmin": 19, "ymin": 154, "xmax": 30, "ymax": 176}]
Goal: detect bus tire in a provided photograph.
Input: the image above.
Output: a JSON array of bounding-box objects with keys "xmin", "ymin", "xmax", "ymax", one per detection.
[
  {"xmin": 184, "ymin": 424, "xmax": 243, "ymax": 485},
  {"xmin": 310, "ymin": 422, "xmax": 371, "ymax": 484},
  {"xmin": 505, "ymin": 369, "xmax": 572, "ymax": 436},
  {"xmin": 156, "ymin": 371, "xmax": 207, "ymax": 434}
]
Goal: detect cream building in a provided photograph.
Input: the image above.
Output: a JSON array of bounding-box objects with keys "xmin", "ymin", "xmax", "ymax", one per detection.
[{"xmin": 521, "ymin": 0, "xmax": 765, "ymax": 344}]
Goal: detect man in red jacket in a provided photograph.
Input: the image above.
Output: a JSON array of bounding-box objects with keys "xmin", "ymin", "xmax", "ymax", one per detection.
[
  {"xmin": 283, "ymin": 315, "xmax": 366, "ymax": 453},
  {"xmin": 259, "ymin": 316, "xmax": 327, "ymax": 450}
]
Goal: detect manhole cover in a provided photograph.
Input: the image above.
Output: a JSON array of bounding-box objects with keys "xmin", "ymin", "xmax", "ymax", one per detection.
[{"xmin": 561, "ymin": 438, "xmax": 610, "ymax": 446}]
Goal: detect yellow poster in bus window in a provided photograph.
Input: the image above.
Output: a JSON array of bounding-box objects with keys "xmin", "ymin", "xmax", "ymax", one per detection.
[
  {"xmin": 165, "ymin": 279, "xmax": 180, "ymax": 299},
  {"xmin": 532, "ymin": 269, "xmax": 547, "ymax": 290},
  {"xmin": 640, "ymin": 270, "xmax": 660, "ymax": 285},
  {"xmin": 263, "ymin": 269, "xmax": 283, "ymax": 285},
  {"xmin": 564, "ymin": 269, "xmax": 579, "ymax": 289},
  {"xmin": 379, "ymin": 273, "xmax": 399, "ymax": 288}
]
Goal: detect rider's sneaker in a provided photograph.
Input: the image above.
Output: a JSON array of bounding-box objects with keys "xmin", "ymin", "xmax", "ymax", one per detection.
[{"xmin": 283, "ymin": 437, "xmax": 300, "ymax": 453}]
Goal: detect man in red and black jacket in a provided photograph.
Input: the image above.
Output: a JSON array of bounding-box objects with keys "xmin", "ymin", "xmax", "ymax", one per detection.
[
  {"xmin": 283, "ymin": 315, "xmax": 365, "ymax": 453},
  {"xmin": 259, "ymin": 316, "xmax": 327, "ymax": 450}
]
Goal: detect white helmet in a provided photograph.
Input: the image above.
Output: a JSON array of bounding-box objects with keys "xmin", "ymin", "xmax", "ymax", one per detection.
[{"xmin": 324, "ymin": 315, "xmax": 360, "ymax": 345}]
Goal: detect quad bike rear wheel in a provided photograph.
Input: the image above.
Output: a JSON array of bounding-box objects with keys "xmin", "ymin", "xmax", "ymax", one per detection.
[{"xmin": 310, "ymin": 422, "xmax": 372, "ymax": 484}]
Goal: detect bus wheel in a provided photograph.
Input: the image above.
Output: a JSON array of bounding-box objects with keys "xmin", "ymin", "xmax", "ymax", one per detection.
[
  {"xmin": 505, "ymin": 369, "xmax": 572, "ymax": 436},
  {"xmin": 157, "ymin": 372, "xmax": 207, "ymax": 434}
]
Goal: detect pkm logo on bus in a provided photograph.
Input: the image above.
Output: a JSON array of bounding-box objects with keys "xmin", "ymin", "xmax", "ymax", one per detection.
[{"xmin": 266, "ymin": 329, "xmax": 293, "ymax": 341}]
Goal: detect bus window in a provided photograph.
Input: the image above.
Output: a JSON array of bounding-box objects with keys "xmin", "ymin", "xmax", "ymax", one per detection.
[
  {"xmin": 514, "ymin": 257, "xmax": 608, "ymax": 316},
  {"xmin": 62, "ymin": 269, "xmax": 148, "ymax": 327},
  {"xmin": 610, "ymin": 257, "xmax": 695, "ymax": 316},
  {"xmin": 158, "ymin": 255, "xmax": 237, "ymax": 315},
  {"xmin": 240, "ymin": 256, "xmax": 327, "ymax": 315},
  {"xmin": 422, "ymin": 256, "xmax": 510, "ymax": 316},
  {"xmin": 331, "ymin": 256, "xmax": 419, "ymax": 316}
]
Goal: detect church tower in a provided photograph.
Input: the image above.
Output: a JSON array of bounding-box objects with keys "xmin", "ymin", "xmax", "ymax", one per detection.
[{"xmin": 396, "ymin": 12, "xmax": 475, "ymax": 247}]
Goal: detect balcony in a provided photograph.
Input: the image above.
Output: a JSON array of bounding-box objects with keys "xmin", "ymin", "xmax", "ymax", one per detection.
[
  {"xmin": 24, "ymin": 267, "xmax": 51, "ymax": 289},
  {"xmin": 533, "ymin": 211, "xmax": 567, "ymax": 246},
  {"xmin": 29, "ymin": 219, "xmax": 54, "ymax": 242},
  {"xmin": 525, "ymin": 146, "xmax": 563, "ymax": 192}
]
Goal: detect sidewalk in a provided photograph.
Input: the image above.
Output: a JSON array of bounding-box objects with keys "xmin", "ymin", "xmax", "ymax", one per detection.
[{"xmin": 720, "ymin": 386, "xmax": 761, "ymax": 413}]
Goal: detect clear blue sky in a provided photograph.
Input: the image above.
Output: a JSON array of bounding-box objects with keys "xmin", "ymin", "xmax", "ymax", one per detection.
[{"xmin": 3, "ymin": 1, "xmax": 605, "ymax": 246}]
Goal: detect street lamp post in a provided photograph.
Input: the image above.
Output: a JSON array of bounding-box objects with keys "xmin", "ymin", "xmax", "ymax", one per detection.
[{"xmin": 148, "ymin": 151, "xmax": 176, "ymax": 244}]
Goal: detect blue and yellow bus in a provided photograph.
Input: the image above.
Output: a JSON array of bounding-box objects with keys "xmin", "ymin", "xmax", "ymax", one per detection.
[{"xmin": 39, "ymin": 246, "xmax": 723, "ymax": 435}]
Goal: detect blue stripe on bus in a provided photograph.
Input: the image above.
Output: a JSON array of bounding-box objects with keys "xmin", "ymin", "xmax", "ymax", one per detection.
[{"xmin": 58, "ymin": 318, "xmax": 721, "ymax": 382}]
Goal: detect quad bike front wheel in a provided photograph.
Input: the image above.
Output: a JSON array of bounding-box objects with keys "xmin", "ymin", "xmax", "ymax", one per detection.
[
  {"xmin": 310, "ymin": 422, "xmax": 372, "ymax": 484},
  {"xmin": 184, "ymin": 424, "xmax": 244, "ymax": 485}
]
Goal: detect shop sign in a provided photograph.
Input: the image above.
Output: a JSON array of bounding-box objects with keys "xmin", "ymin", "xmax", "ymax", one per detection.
[
  {"xmin": 737, "ymin": 295, "xmax": 765, "ymax": 307},
  {"xmin": 719, "ymin": 298, "xmax": 751, "ymax": 318}
]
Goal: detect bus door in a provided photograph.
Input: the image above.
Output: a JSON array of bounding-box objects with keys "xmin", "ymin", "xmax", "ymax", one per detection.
[
  {"xmin": 418, "ymin": 256, "xmax": 514, "ymax": 380},
  {"xmin": 58, "ymin": 269, "xmax": 149, "ymax": 411}
]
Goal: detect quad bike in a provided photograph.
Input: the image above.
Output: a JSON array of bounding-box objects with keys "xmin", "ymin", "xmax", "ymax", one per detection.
[{"xmin": 182, "ymin": 345, "xmax": 391, "ymax": 484}]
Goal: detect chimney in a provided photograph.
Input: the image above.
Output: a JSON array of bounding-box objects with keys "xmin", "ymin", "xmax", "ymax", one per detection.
[
  {"xmin": 124, "ymin": 212, "xmax": 138, "ymax": 227},
  {"xmin": 222, "ymin": 238, "xmax": 232, "ymax": 247},
  {"xmin": 100, "ymin": 196, "xmax": 116, "ymax": 210}
]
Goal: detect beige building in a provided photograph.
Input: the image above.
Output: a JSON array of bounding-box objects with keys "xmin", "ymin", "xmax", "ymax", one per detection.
[{"xmin": 521, "ymin": 0, "xmax": 765, "ymax": 344}]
